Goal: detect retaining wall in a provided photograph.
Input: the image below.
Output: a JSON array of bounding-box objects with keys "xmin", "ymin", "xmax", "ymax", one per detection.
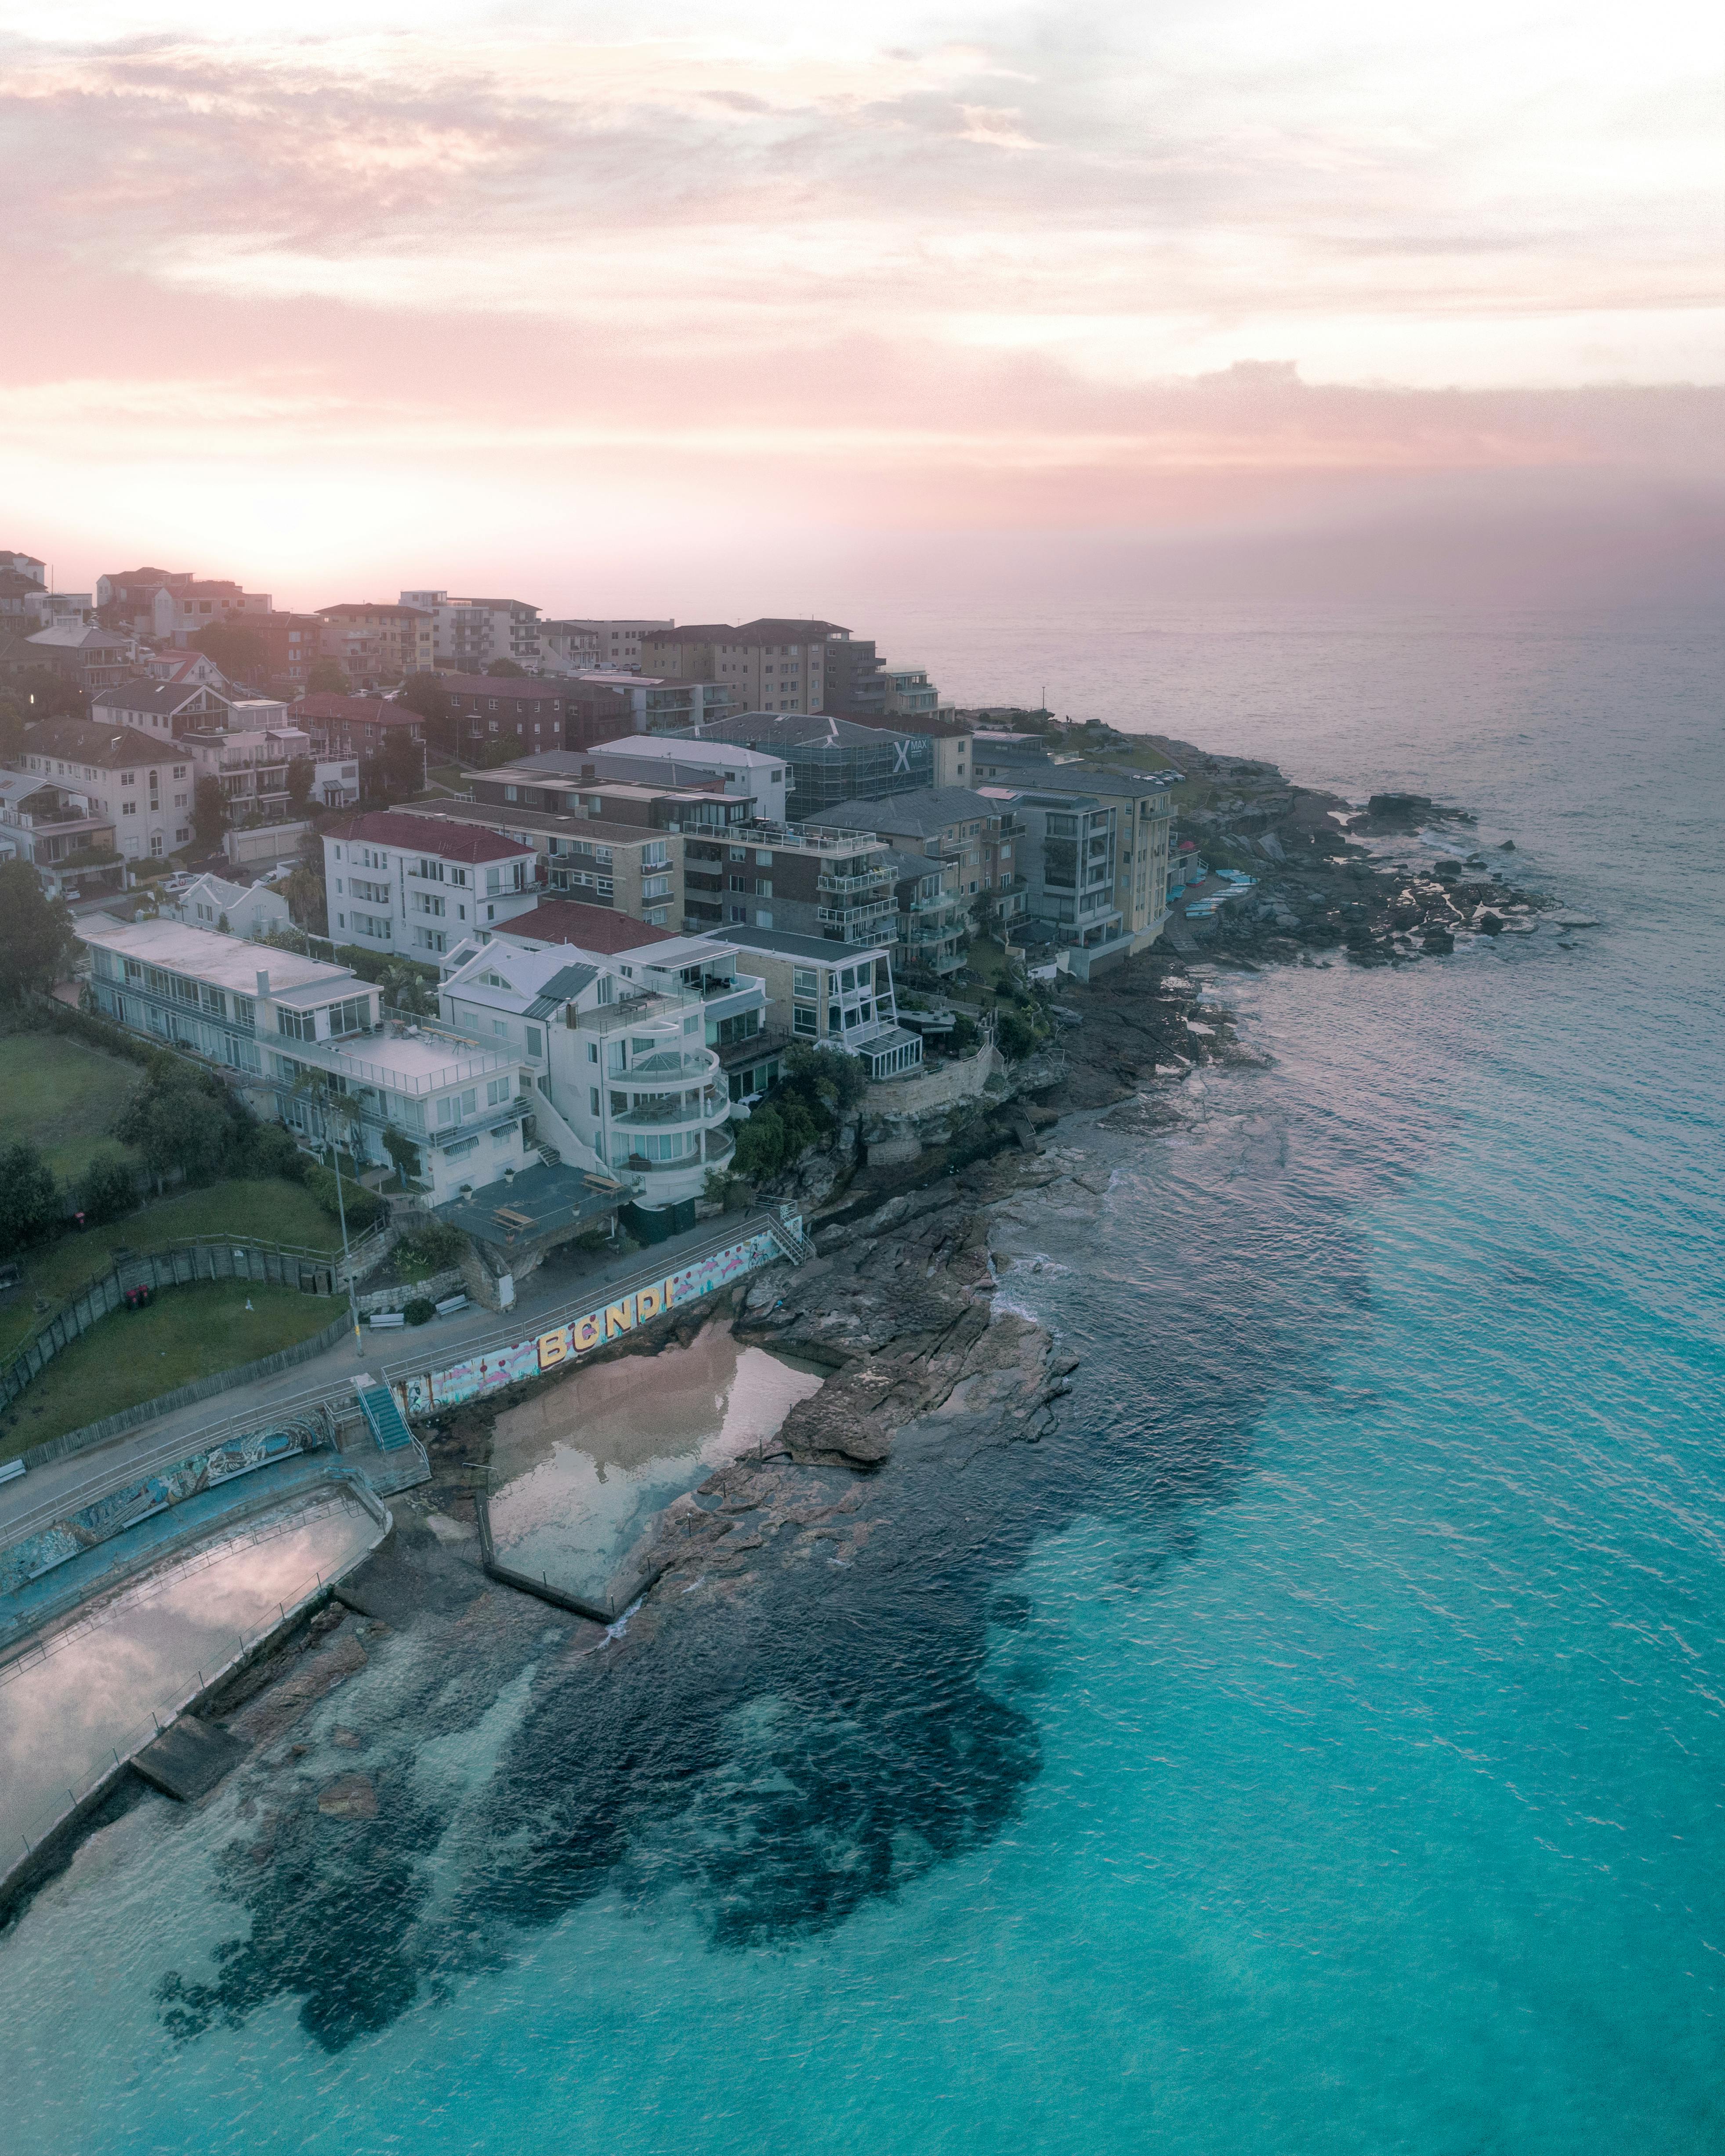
[
  {"xmin": 391, "ymin": 1214, "xmax": 803, "ymax": 1418},
  {"xmin": 18, "ymin": 1309, "xmax": 356, "ymax": 1471}
]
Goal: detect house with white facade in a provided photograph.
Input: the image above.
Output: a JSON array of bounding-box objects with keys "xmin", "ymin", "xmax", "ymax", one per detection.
[
  {"xmin": 79, "ymin": 916, "xmax": 533, "ymax": 1207},
  {"xmin": 15, "ymin": 716, "xmax": 196, "ymax": 860},
  {"xmin": 323, "ymin": 810, "xmax": 539, "ymax": 959},
  {"xmin": 437, "ymin": 926, "xmax": 769, "ymax": 1222},
  {"xmin": 167, "ymin": 872, "xmax": 293, "ymax": 940},
  {"xmin": 576, "ymin": 737, "xmax": 790, "ymax": 824}
]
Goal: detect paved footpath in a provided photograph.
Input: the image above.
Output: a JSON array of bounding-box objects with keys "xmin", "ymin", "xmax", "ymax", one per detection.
[{"xmin": 0, "ymin": 1213, "xmax": 757, "ymax": 1544}]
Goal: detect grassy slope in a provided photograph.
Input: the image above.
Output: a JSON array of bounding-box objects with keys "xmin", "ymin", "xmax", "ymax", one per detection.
[
  {"xmin": 0, "ymin": 1032, "xmax": 142, "ymax": 1185},
  {"xmin": 0, "ymin": 1280, "xmax": 338, "ymax": 1455},
  {"xmin": 0, "ymin": 1179, "xmax": 345, "ymax": 1360}
]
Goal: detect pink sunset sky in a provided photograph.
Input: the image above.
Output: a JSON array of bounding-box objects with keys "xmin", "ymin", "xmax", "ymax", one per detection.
[{"xmin": 4, "ymin": 0, "xmax": 1722, "ymax": 613}]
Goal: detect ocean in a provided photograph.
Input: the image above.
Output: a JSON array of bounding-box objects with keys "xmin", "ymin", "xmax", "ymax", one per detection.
[{"xmin": 2, "ymin": 604, "xmax": 1721, "ymax": 2153}]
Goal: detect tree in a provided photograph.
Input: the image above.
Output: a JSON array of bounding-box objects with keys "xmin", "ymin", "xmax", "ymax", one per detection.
[
  {"xmin": 114, "ymin": 1058, "xmax": 246, "ymax": 1187},
  {"xmin": 14, "ymin": 666, "xmax": 83, "ymax": 721},
  {"xmin": 283, "ymin": 862, "xmax": 327, "ymax": 935},
  {"xmin": 0, "ymin": 863, "xmax": 77, "ymax": 1001},
  {"xmin": 79, "ymin": 1152, "xmax": 139, "ymax": 1225},
  {"xmin": 285, "ymin": 756, "xmax": 314, "ymax": 813},
  {"xmin": 192, "ymin": 777, "xmax": 228, "ymax": 851},
  {"xmin": 732, "ymin": 1106, "xmax": 787, "ymax": 1181},
  {"xmin": 484, "ymin": 658, "xmax": 527, "ymax": 678},
  {"xmin": 381, "ymin": 960, "xmax": 434, "ymax": 1016},
  {"xmin": 0, "ymin": 1140, "xmax": 60, "ymax": 1248},
  {"xmin": 0, "ymin": 690, "xmax": 29, "ymax": 762},
  {"xmin": 382, "ymin": 1124, "xmax": 424, "ymax": 1187},
  {"xmin": 397, "ymin": 673, "xmax": 452, "ymax": 756},
  {"xmin": 190, "ymin": 621, "xmax": 267, "ymax": 684},
  {"xmin": 306, "ymin": 658, "xmax": 350, "ymax": 695},
  {"xmin": 996, "ymin": 1005, "xmax": 1039, "ymax": 1059},
  {"xmin": 374, "ymin": 730, "xmax": 425, "ymax": 803}
]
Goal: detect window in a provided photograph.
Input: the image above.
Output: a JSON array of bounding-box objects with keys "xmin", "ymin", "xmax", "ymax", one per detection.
[
  {"xmin": 525, "ymin": 1026, "xmax": 543, "ymax": 1059},
  {"xmin": 486, "ymin": 1076, "xmax": 511, "ymax": 1106},
  {"xmin": 590, "ymin": 1085, "xmax": 601, "ymax": 1115},
  {"xmin": 492, "ymin": 1018, "xmax": 507, "ymax": 1036},
  {"xmin": 792, "ymin": 966, "xmax": 818, "ymax": 996},
  {"xmin": 277, "ymin": 1007, "xmax": 315, "ymax": 1040}
]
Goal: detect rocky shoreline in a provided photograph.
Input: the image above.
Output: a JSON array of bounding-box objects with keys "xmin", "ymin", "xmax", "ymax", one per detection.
[{"xmin": 6, "ymin": 735, "xmax": 1567, "ymax": 1950}]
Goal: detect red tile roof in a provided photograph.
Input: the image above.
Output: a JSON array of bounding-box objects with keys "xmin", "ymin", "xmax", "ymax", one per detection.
[
  {"xmin": 291, "ymin": 694, "xmax": 423, "ymax": 728},
  {"xmin": 316, "ymin": 603, "xmax": 432, "ymax": 620},
  {"xmin": 439, "ymin": 674, "xmax": 565, "ymax": 702},
  {"xmin": 326, "ymin": 810, "xmax": 533, "ymax": 863},
  {"xmin": 494, "ymin": 901, "xmax": 675, "ymax": 951}
]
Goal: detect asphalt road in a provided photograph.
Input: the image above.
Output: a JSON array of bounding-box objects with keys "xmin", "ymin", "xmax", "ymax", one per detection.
[{"xmin": 0, "ymin": 1212, "xmax": 752, "ymax": 1546}]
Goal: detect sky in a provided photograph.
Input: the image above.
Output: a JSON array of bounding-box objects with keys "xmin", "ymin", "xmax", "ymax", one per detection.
[{"xmin": 2, "ymin": 0, "xmax": 1721, "ymax": 615}]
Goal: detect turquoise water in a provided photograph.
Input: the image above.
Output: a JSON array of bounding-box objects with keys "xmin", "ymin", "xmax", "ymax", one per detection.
[{"xmin": 2, "ymin": 608, "xmax": 1721, "ymax": 2151}]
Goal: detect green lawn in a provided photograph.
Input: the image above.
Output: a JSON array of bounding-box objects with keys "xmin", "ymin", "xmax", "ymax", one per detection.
[
  {"xmin": 0, "ymin": 1031, "xmax": 143, "ymax": 1186},
  {"xmin": 0, "ymin": 1280, "xmax": 339, "ymax": 1456},
  {"xmin": 0, "ymin": 1178, "xmax": 346, "ymax": 1360}
]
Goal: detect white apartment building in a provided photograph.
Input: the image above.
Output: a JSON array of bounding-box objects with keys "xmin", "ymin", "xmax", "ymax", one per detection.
[
  {"xmin": 16, "ymin": 716, "xmax": 195, "ymax": 859},
  {"xmin": 399, "ymin": 590, "xmax": 542, "ymax": 669},
  {"xmin": 323, "ymin": 810, "xmax": 539, "ymax": 959},
  {"xmin": 438, "ymin": 934, "xmax": 755, "ymax": 1216},
  {"xmin": 580, "ymin": 737, "xmax": 790, "ymax": 824},
  {"xmin": 79, "ymin": 917, "xmax": 533, "ymax": 1206}
]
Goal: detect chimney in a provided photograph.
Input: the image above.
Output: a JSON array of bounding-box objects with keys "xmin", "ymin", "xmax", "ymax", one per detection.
[{"xmin": 255, "ymin": 968, "xmax": 270, "ymax": 999}]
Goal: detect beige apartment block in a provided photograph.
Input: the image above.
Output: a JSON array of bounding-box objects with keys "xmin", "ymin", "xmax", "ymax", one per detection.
[{"xmin": 641, "ymin": 618, "xmax": 844, "ymax": 715}]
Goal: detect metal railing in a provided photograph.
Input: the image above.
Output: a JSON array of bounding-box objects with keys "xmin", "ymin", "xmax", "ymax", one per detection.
[{"xmin": 379, "ymin": 1204, "xmax": 809, "ymax": 1395}]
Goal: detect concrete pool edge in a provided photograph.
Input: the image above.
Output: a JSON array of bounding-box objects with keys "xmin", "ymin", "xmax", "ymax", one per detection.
[{"xmin": 0, "ymin": 1481, "xmax": 392, "ymax": 1923}]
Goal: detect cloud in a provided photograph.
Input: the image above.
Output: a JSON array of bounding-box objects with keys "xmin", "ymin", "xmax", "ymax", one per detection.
[{"xmin": 0, "ymin": 2, "xmax": 1719, "ymax": 603}]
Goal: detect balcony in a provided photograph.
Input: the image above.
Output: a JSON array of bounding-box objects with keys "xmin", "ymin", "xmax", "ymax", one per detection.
[
  {"xmin": 817, "ymin": 899, "xmax": 895, "ymax": 932},
  {"xmin": 817, "ymin": 868, "xmax": 891, "ymax": 897}
]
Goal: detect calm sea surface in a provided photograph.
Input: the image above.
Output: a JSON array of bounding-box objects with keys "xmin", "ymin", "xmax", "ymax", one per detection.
[{"xmin": 3, "ymin": 605, "xmax": 1721, "ymax": 2152}]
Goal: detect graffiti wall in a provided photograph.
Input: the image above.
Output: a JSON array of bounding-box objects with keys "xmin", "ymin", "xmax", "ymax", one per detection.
[
  {"xmin": 399, "ymin": 1230, "xmax": 783, "ymax": 1418},
  {"xmin": 0, "ymin": 1425, "xmax": 316, "ymax": 1597}
]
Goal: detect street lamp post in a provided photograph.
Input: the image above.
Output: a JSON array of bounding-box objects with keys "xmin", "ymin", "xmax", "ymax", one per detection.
[{"xmin": 321, "ymin": 1099, "xmax": 365, "ymax": 1361}]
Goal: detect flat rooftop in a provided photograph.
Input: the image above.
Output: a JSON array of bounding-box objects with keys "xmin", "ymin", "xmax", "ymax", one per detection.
[
  {"xmin": 720, "ymin": 922, "xmax": 887, "ymax": 965},
  {"xmin": 78, "ymin": 915, "xmax": 351, "ymax": 998},
  {"xmin": 286, "ymin": 1023, "xmax": 517, "ymax": 1092}
]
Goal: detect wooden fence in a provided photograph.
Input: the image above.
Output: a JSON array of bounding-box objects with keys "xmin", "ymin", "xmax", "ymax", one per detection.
[{"xmin": 0, "ymin": 1235, "xmax": 353, "ymax": 1417}]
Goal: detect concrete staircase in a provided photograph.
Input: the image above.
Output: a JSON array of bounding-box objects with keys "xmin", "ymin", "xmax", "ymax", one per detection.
[{"xmin": 355, "ymin": 1383, "xmax": 415, "ymax": 1454}]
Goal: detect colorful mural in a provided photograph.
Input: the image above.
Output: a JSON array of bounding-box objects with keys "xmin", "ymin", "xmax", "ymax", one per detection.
[
  {"xmin": 0, "ymin": 1425, "xmax": 316, "ymax": 1597},
  {"xmin": 399, "ymin": 1229, "xmax": 785, "ymax": 1418}
]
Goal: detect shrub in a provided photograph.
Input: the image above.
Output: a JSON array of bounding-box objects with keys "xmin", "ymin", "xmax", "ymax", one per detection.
[
  {"xmin": 732, "ymin": 1106, "xmax": 787, "ymax": 1180},
  {"xmin": 79, "ymin": 1151, "xmax": 139, "ymax": 1225},
  {"xmin": 403, "ymin": 1297, "xmax": 435, "ymax": 1326},
  {"xmin": 391, "ymin": 1220, "xmax": 467, "ymax": 1277},
  {"xmin": 305, "ymin": 1165, "xmax": 384, "ymax": 1234},
  {"xmin": 245, "ymin": 1121, "xmax": 311, "ymax": 1183},
  {"xmin": 997, "ymin": 1006, "xmax": 1039, "ymax": 1059}
]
